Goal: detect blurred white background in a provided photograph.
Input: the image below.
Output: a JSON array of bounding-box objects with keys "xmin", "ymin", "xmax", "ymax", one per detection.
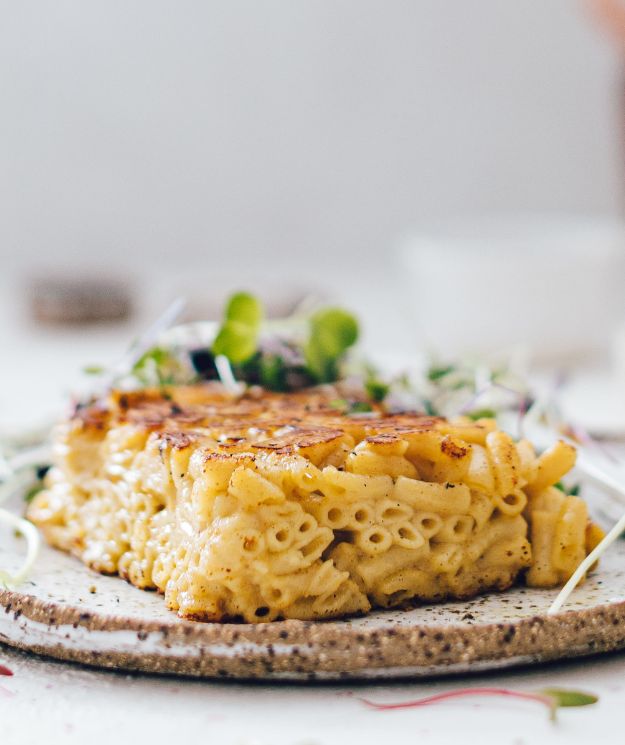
[
  {"xmin": 2, "ymin": 1, "xmax": 625, "ymax": 428},
  {"xmin": 1, "ymin": 0, "xmax": 621, "ymax": 277}
]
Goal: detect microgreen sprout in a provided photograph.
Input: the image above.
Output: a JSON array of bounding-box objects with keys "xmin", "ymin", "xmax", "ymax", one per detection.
[
  {"xmin": 304, "ymin": 308, "xmax": 359, "ymax": 383},
  {"xmin": 330, "ymin": 399, "xmax": 374, "ymax": 416},
  {"xmin": 206, "ymin": 294, "xmax": 360, "ymax": 390},
  {"xmin": 427, "ymin": 364, "xmax": 455, "ymax": 382},
  {"xmin": 0, "ymin": 463, "xmax": 42, "ymax": 587},
  {"xmin": 549, "ymin": 508, "xmax": 625, "ymax": 615},
  {"xmin": 214, "ymin": 355, "xmax": 245, "ymax": 397},
  {"xmin": 223, "ymin": 291, "xmax": 263, "ymax": 328},
  {"xmin": 83, "ymin": 365, "xmax": 106, "ymax": 376},
  {"xmin": 212, "ymin": 292, "xmax": 263, "ymax": 365},
  {"xmin": 0, "ymin": 448, "xmax": 50, "ymax": 588},
  {"xmin": 466, "ymin": 408, "xmax": 497, "ymax": 421},
  {"xmin": 554, "ymin": 481, "xmax": 581, "ymax": 497},
  {"xmin": 131, "ymin": 346, "xmax": 190, "ymax": 387},
  {"xmin": 360, "ymin": 686, "xmax": 598, "ymax": 722},
  {"xmin": 364, "ymin": 367, "xmax": 390, "ymax": 403},
  {"xmin": 0, "ymin": 506, "xmax": 40, "ymax": 589},
  {"xmin": 24, "ymin": 478, "xmax": 46, "ymax": 504}
]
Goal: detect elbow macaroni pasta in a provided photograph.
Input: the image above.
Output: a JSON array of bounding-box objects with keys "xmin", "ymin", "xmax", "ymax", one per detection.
[{"xmin": 28, "ymin": 385, "xmax": 602, "ymax": 622}]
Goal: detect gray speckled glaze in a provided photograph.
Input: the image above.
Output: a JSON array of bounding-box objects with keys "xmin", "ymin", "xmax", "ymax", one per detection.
[{"xmin": 2, "ymin": 528, "xmax": 625, "ymax": 680}]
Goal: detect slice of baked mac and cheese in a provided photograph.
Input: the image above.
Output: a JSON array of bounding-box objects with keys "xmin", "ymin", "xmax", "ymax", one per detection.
[{"xmin": 28, "ymin": 384, "xmax": 601, "ymax": 622}]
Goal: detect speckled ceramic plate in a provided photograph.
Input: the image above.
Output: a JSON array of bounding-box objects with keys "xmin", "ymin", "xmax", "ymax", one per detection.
[{"xmin": 2, "ymin": 502, "xmax": 625, "ymax": 680}]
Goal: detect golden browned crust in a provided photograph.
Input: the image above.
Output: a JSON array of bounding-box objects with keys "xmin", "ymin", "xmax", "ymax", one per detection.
[{"xmin": 72, "ymin": 384, "xmax": 451, "ymax": 455}]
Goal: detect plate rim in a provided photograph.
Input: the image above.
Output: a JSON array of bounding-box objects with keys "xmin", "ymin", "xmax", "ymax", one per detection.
[{"xmin": 3, "ymin": 581, "xmax": 625, "ymax": 680}]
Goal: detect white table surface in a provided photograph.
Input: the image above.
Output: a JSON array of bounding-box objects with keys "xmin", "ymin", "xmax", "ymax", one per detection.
[
  {"xmin": 2, "ymin": 286, "xmax": 625, "ymax": 745},
  {"xmin": 2, "ymin": 642, "xmax": 625, "ymax": 745}
]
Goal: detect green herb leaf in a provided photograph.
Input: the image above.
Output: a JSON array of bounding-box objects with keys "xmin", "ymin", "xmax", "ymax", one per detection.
[
  {"xmin": 554, "ymin": 481, "xmax": 581, "ymax": 496},
  {"xmin": 427, "ymin": 365, "xmax": 455, "ymax": 382},
  {"xmin": 329, "ymin": 399, "xmax": 372, "ymax": 415},
  {"xmin": 365, "ymin": 378, "xmax": 390, "ymax": 403},
  {"xmin": 259, "ymin": 355, "xmax": 288, "ymax": 392},
  {"xmin": 132, "ymin": 347, "xmax": 181, "ymax": 386},
  {"xmin": 133, "ymin": 347, "xmax": 170, "ymax": 369},
  {"xmin": 305, "ymin": 308, "xmax": 359, "ymax": 383},
  {"xmin": 24, "ymin": 483, "xmax": 44, "ymax": 503},
  {"xmin": 304, "ymin": 340, "xmax": 335, "ymax": 383},
  {"xmin": 224, "ymin": 292, "xmax": 263, "ymax": 329},
  {"xmin": 540, "ymin": 688, "xmax": 598, "ymax": 709},
  {"xmin": 212, "ymin": 320, "xmax": 258, "ymax": 365},
  {"xmin": 348, "ymin": 401, "xmax": 373, "ymax": 415},
  {"xmin": 212, "ymin": 292, "xmax": 263, "ymax": 366},
  {"xmin": 423, "ymin": 399, "xmax": 436, "ymax": 416},
  {"xmin": 311, "ymin": 308, "xmax": 359, "ymax": 354},
  {"xmin": 467, "ymin": 408, "xmax": 497, "ymax": 421},
  {"xmin": 83, "ymin": 365, "xmax": 105, "ymax": 375}
]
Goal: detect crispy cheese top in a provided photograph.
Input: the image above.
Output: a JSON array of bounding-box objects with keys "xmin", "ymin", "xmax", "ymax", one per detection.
[{"xmin": 72, "ymin": 384, "xmax": 474, "ymax": 459}]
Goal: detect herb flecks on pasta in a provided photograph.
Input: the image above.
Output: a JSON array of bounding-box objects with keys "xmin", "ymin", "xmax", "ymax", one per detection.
[{"xmin": 27, "ymin": 385, "xmax": 602, "ymax": 623}]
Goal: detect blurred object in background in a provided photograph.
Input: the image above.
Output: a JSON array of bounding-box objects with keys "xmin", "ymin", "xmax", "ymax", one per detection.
[
  {"xmin": 397, "ymin": 214, "xmax": 625, "ymax": 365},
  {"xmin": 139, "ymin": 271, "xmax": 321, "ymax": 324},
  {"xmin": 588, "ymin": 0, "xmax": 625, "ymax": 202},
  {"xmin": 590, "ymin": 0, "xmax": 625, "ymax": 49},
  {"xmin": 28, "ymin": 276, "xmax": 134, "ymax": 325},
  {"xmin": 0, "ymin": 2, "xmax": 619, "ymax": 280}
]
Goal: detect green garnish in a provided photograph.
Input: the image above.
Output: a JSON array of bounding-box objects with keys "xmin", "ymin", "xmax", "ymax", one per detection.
[
  {"xmin": 224, "ymin": 291, "xmax": 263, "ymax": 328},
  {"xmin": 258, "ymin": 355, "xmax": 288, "ymax": 392},
  {"xmin": 360, "ymin": 686, "xmax": 598, "ymax": 722},
  {"xmin": 423, "ymin": 400, "xmax": 436, "ymax": 416},
  {"xmin": 200, "ymin": 293, "xmax": 359, "ymax": 389},
  {"xmin": 83, "ymin": 365, "xmax": 105, "ymax": 375},
  {"xmin": 365, "ymin": 376, "xmax": 390, "ymax": 403},
  {"xmin": 212, "ymin": 292, "xmax": 264, "ymax": 365},
  {"xmin": 24, "ymin": 483, "xmax": 44, "ymax": 503},
  {"xmin": 132, "ymin": 347, "xmax": 181, "ymax": 386},
  {"xmin": 348, "ymin": 401, "xmax": 374, "ymax": 415},
  {"xmin": 304, "ymin": 308, "xmax": 359, "ymax": 383},
  {"xmin": 540, "ymin": 688, "xmax": 598, "ymax": 710},
  {"xmin": 466, "ymin": 408, "xmax": 497, "ymax": 421},
  {"xmin": 134, "ymin": 347, "xmax": 169, "ymax": 368},
  {"xmin": 330, "ymin": 399, "xmax": 373, "ymax": 415},
  {"xmin": 104, "ymin": 292, "xmax": 530, "ymax": 425},
  {"xmin": 212, "ymin": 321, "xmax": 259, "ymax": 365},
  {"xmin": 427, "ymin": 365, "xmax": 455, "ymax": 382},
  {"xmin": 554, "ymin": 481, "xmax": 581, "ymax": 496}
]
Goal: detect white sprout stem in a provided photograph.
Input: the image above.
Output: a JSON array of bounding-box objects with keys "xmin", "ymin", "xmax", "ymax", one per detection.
[
  {"xmin": 103, "ymin": 297, "xmax": 187, "ymax": 385},
  {"xmin": 0, "ymin": 469, "xmax": 44, "ymax": 588},
  {"xmin": 519, "ymin": 418, "xmax": 625, "ymax": 614},
  {"xmin": 0, "ymin": 470, "xmax": 35, "ymax": 507},
  {"xmin": 0, "ymin": 508, "xmax": 41, "ymax": 589},
  {"xmin": 7, "ymin": 444, "xmax": 51, "ymax": 474},
  {"xmin": 214, "ymin": 355, "xmax": 244, "ymax": 396},
  {"xmin": 546, "ymin": 446, "xmax": 625, "ymax": 614},
  {"xmin": 548, "ymin": 508, "xmax": 625, "ymax": 615},
  {"xmin": 575, "ymin": 451, "xmax": 625, "ymax": 499}
]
